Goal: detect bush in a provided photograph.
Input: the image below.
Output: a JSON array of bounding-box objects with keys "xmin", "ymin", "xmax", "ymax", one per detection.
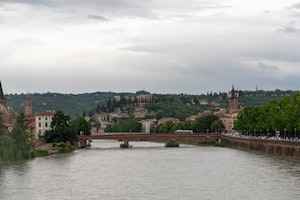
[
  {"xmin": 52, "ymin": 142, "xmax": 75, "ymax": 153},
  {"xmin": 165, "ymin": 139, "xmax": 180, "ymax": 147},
  {"xmin": 120, "ymin": 141, "xmax": 131, "ymax": 148},
  {"xmin": 35, "ymin": 149, "xmax": 49, "ymax": 157}
]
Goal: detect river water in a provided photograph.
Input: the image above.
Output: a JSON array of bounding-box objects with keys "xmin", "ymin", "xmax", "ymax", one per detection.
[{"xmin": 1, "ymin": 140, "xmax": 300, "ymax": 200}]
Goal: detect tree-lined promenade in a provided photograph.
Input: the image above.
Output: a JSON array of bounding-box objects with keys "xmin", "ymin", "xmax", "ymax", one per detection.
[{"xmin": 234, "ymin": 92, "xmax": 300, "ymax": 138}]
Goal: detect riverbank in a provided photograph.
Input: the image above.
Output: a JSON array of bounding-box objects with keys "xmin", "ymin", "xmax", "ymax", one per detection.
[{"xmin": 35, "ymin": 142, "xmax": 75, "ymax": 157}]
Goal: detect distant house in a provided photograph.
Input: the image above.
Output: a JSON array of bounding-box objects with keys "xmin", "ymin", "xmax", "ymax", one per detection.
[
  {"xmin": 34, "ymin": 111, "xmax": 56, "ymax": 139},
  {"xmin": 186, "ymin": 110, "xmax": 212, "ymax": 121},
  {"xmin": 133, "ymin": 108, "xmax": 147, "ymax": 118},
  {"xmin": 158, "ymin": 117, "xmax": 179, "ymax": 125}
]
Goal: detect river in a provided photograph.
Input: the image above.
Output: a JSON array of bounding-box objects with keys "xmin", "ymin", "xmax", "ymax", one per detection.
[{"xmin": 1, "ymin": 140, "xmax": 300, "ymax": 200}]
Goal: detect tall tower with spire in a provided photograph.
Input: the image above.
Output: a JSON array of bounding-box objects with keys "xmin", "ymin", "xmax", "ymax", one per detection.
[
  {"xmin": 24, "ymin": 94, "xmax": 32, "ymax": 116},
  {"xmin": 228, "ymin": 85, "xmax": 239, "ymax": 114},
  {"xmin": 0, "ymin": 81, "xmax": 7, "ymax": 106}
]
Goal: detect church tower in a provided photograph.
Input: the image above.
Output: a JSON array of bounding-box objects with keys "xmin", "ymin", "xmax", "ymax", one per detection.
[
  {"xmin": 24, "ymin": 95, "xmax": 32, "ymax": 116},
  {"xmin": 228, "ymin": 85, "xmax": 239, "ymax": 114},
  {"xmin": 0, "ymin": 81, "xmax": 7, "ymax": 106}
]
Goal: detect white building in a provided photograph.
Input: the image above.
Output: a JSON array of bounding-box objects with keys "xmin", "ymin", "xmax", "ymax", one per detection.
[{"xmin": 34, "ymin": 111, "xmax": 56, "ymax": 139}]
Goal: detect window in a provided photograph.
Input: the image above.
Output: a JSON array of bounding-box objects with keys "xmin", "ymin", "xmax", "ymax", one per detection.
[
  {"xmin": 38, "ymin": 123, "xmax": 41, "ymax": 127},
  {"xmin": 45, "ymin": 122, "xmax": 48, "ymax": 128}
]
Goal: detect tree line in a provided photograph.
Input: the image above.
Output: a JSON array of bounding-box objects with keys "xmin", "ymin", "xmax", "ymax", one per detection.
[
  {"xmin": 234, "ymin": 92, "xmax": 300, "ymax": 138},
  {"xmin": 151, "ymin": 114, "xmax": 224, "ymax": 134}
]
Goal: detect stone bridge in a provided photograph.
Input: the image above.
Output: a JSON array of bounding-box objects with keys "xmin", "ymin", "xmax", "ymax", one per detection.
[{"xmin": 78, "ymin": 133, "xmax": 221, "ymax": 147}]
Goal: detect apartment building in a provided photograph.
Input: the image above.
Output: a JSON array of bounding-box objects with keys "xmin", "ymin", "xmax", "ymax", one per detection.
[{"xmin": 34, "ymin": 111, "xmax": 56, "ymax": 139}]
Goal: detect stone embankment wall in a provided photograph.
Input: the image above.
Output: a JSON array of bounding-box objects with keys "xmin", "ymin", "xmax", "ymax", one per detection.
[{"xmin": 221, "ymin": 136, "xmax": 300, "ymax": 160}]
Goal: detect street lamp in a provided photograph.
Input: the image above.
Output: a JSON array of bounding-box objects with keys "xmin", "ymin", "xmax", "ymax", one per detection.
[
  {"xmin": 294, "ymin": 128, "xmax": 297, "ymax": 140},
  {"xmin": 284, "ymin": 128, "xmax": 286, "ymax": 140}
]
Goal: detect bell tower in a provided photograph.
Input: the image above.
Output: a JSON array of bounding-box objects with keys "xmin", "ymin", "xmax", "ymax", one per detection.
[
  {"xmin": 228, "ymin": 85, "xmax": 238, "ymax": 114},
  {"xmin": 24, "ymin": 95, "xmax": 32, "ymax": 116}
]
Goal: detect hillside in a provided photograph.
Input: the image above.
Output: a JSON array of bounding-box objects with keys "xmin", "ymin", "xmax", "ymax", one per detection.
[
  {"xmin": 5, "ymin": 89, "xmax": 296, "ymax": 119},
  {"xmin": 6, "ymin": 92, "xmax": 120, "ymax": 118}
]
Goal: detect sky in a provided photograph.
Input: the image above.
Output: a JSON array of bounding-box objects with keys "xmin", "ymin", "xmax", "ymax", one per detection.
[{"xmin": 1, "ymin": 0, "xmax": 300, "ymax": 94}]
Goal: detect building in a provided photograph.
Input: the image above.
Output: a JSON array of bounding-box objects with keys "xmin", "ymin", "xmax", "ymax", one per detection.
[
  {"xmin": 34, "ymin": 111, "xmax": 56, "ymax": 139},
  {"xmin": 24, "ymin": 95, "xmax": 32, "ymax": 117},
  {"xmin": 0, "ymin": 81, "xmax": 18, "ymax": 132},
  {"xmin": 228, "ymin": 85, "xmax": 239, "ymax": 114},
  {"xmin": 186, "ymin": 110, "xmax": 212, "ymax": 121},
  {"xmin": 158, "ymin": 117, "xmax": 180, "ymax": 125}
]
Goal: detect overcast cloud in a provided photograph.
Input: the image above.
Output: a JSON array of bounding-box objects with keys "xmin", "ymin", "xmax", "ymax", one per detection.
[{"xmin": 1, "ymin": 0, "xmax": 300, "ymax": 94}]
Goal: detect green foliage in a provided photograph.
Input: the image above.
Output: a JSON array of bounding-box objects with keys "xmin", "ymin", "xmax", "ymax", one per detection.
[
  {"xmin": 211, "ymin": 119, "xmax": 225, "ymax": 133},
  {"xmin": 6, "ymin": 90, "xmax": 294, "ymax": 120},
  {"xmin": 151, "ymin": 114, "xmax": 224, "ymax": 134},
  {"xmin": 234, "ymin": 92, "xmax": 300, "ymax": 137},
  {"xmin": 120, "ymin": 141, "xmax": 131, "ymax": 148},
  {"xmin": 52, "ymin": 142, "xmax": 75, "ymax": 153},
  {"xmin": 105, "ymin": 118, "xmax": 142, "ymax": 132},
  {"xmin": 0, "ymin": 123, "xmax": 35, "ymax": 161},
  {"xmin": 71, "ymin": 117, "xmax": 92, "ymax": 135},
  {"xmin": 1, "ymin": 147, "xmax": 16, "ymax": 161},
  {"xmin": 165, "ymin": 139, "xmax": 180, "ymax": 147},
  {"xmin": 192, "ymin": 115, "xmax": 220, "ymax": 133},
  {"xmin": 35, "ymin": 149, "xmax": 49, "ymax": 157},
  {"xmin": 145, "ymin": 101, "xmax": 206, "ymax": 120},
  {"xmin": 44, "ymin": 110, "xmax": 77, "ymax": 143},
  {"xmin": 6, "ymin": 92, "xmax": 119, "ymax": 118}
]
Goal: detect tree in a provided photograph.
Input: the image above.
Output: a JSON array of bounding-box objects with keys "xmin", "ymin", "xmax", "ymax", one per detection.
[
  {"xmin": 16, "ymin": 112, "xmax": 28, "ymax": 132},
  {"xmin": 192, "ymin": 115, "xmax": 220, "ymax": 133},
  {"xmin": 104, "ymin": 118, "xmax": 142, "ymax": 132},
  {"xmin": 71, "ymin": 117, "xmax": 91, "ymax": 136},
  {"xmin": 0, "ymin": 133, "xmax": 15, "ymax": 161},
  {"xmin": 44, "ymin": 110, "xmax": 76, "ymax": 143},
  {"xmin": 10, "ymin": 124, "xmax": 34, "ymax": 159},
  {"xmin": 234, "ymin": 92, "xmax": 300, "ymax": 137},
  {"xmin": 211, "ymin": 119, "xmax": 225, "ymax": 133}
]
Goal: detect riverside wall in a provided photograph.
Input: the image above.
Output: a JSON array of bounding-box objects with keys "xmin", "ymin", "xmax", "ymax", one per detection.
[{"xmin": 221, "ymin": 136, "xmax": 300, "ymax": 160}]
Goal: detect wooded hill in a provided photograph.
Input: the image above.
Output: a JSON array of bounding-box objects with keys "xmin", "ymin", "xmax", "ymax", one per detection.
[{"xmin": 5, "ymin": 89, "xmax": 296, "ymax": 119}]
